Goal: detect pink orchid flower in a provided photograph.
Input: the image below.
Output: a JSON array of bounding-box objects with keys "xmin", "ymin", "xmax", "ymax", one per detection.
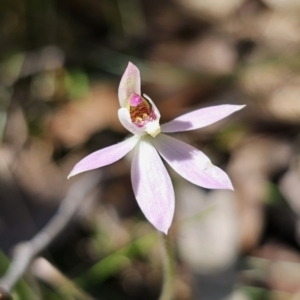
[{"xmin": 68, "ymin": 62, "xmax": 245, "ymax": 234}]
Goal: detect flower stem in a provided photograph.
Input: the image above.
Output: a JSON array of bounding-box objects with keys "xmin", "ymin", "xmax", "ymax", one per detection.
[{"xmin": 158, "ymin": 232, "xmax": 175, "ymax": 300}]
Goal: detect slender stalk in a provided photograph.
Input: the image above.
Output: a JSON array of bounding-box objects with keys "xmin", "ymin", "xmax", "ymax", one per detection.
[{"xmin": 158, "ymin": 232, "xmax": 175, "ymax": 300}]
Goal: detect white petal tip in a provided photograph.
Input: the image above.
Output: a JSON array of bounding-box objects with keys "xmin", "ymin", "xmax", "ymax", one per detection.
[
  {"xmin": 222, "ymin": 181, "xmax": 234, "ymax": 191},
  {"xmin": 162, "ymin": 229, "xmax": 169, "ymax": 235},
  {"xmin": 216, "ymin": 180, "xmax": 234, "ymax": 191},
  {"xmin": 156, "ymin": 222, "xmax": 171, "ymax": 235},
  {"xmin": 67, "ymin": 168, "xmax": 84, "ymax": 179},
  {"xmin": 236, "ymin": 104, "xmax": 246, "ymax": 111},
  {"xmin": 126, "ymin": 61, "xmax": 139, "ymax": 72},
  {"xmin": 228, "ymin": 185, "xmax": 234, "ymax": 191},
  {"xmin": 155, "ymin": 226, "xmax": 169, "ymax": 235},
  {"xmin": 67, "ymin": 171, "xmax": 75, "ymax": 179},
  {"xmin": 224, "ymin": 178, "xmax": 235, "ymax": 190}
]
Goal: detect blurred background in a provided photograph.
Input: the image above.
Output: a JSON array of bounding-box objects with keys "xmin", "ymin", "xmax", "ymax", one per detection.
[{"xmin": 1, "ymin": 0, "xmax": 300, "ymax": 299}]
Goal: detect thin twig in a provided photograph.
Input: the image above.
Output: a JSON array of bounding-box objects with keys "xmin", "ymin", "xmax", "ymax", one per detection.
[
  {"xmin": 32, "ymin": 258, "xmax": 94, "ymax": 300},
  {"xmin": 0, "ymin": 171, "xmax": 101, "ymax": 296}
]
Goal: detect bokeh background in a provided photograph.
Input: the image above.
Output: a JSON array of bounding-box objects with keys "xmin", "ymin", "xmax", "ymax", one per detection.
[{"xmin": 1, "ymin": 0, "xmax": 300, "ymax": 299}]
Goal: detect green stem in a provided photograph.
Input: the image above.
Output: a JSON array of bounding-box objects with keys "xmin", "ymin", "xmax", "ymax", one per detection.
[{"xmin": 158, "ymin": 232, "xmax": 175, "ymax": 300}]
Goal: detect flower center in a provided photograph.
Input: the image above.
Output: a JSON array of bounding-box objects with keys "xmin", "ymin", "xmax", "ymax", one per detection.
[{"xmin": 129, "ymin": 93, "xmax": 156, "ymax": 127}]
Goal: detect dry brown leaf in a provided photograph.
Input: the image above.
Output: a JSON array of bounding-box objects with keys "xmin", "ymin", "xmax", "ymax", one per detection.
[{"xmin": 48, "ymin": 83, "xmax": 122, "ymax": 148}]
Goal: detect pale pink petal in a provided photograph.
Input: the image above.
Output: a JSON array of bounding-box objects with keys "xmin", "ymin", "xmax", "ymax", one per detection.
[
  {"xmin": 143, "ymin": 94, "xmax": 161, "ymax": 120},
  {"xmin": 118, "ymin": 62, "xmax": 141, "ymax": 107},
  {"xmin": 131, "ymin": 138, "xmax": 175, "ymax": 234},
  {"xmin": 118, "ymin": 108, "xmax": 147, "ymax": 136},
  {"xmin": 152, "ymin": 134, "xmax": 233, "ymax": 190},
  {"xmin": 161, "ymin": 104, "xmax": 245, "ymax": 133},
  {"xmin": 68, "ymin": 135, "xmax": 139, "ymax": 178}
]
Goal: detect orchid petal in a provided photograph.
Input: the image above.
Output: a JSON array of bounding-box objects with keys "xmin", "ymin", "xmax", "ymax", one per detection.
[
  {"xmin": 142, "ymin": 94, "xmax": 161, "ymax": 137},
  {"xmin": 118, "ymin": 108, "xmax": 147, "ymax": 136},
  {"xmin": 131, "ymin": 138, "xmax": 175, "ymax": 234},
  {"xmin": 152, "ymin": 134, "xmax": 233, "ymax": 190},
  {"xmin": 143, "ymin": 94, "xmax": 161, "ymax": 120},
  {"xmin": 161, "ymin": 104, "xmax": 245, "ymax": 133},
  {"xmin": 118, "ymin": 62, "xmax": 141, "ymax": 107},
  {"xmin": 68, "ymin": 135, "xmax": 139, "ymax": 178}
]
